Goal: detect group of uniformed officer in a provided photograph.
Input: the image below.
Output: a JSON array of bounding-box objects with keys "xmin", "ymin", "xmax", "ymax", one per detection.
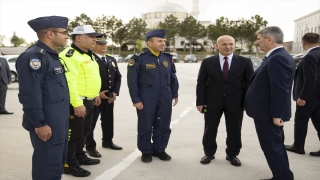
[{"xmin": 17, "ymin": 15, "xmax": 179, "ymax": 179}]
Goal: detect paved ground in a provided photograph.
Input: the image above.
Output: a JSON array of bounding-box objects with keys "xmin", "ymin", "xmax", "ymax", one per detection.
[{"xmin": 0, "ymin": 63, "xmax": 319, "ymax": 180}]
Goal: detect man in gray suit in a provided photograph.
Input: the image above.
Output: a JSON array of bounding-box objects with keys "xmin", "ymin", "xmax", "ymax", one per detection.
[{"xmin": 0, "ymin": 57, "xmax": 13, "ymax": 114}]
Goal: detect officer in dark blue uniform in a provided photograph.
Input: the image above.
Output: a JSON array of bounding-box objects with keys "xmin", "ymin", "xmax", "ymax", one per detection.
[
  {"xmin": 127, "ymin": 29, "xmax": 179, "ymax": 163},
  {"xmin": 16, "ymin": 16, "xmax": 70, "ymax": 180}
]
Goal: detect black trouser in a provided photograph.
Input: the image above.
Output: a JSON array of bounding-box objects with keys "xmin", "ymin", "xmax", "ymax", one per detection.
[
  {"xmin": 0, "ymin": 79, "xmax": 8, "ymax": 112},
  {"xmin": 86, "ymin": 100, "xmax": 114, "ymax": 150},
  {"xmin": 203, "ymin": 97, "xmax": 243, "ymax": 156},
  {"xmin": 293, "ymin": 100, "xmax": 320, "ymax": 148},
  {"xmin": 67, "ymin": 100, "xmax": 94, "ymax": 167}
]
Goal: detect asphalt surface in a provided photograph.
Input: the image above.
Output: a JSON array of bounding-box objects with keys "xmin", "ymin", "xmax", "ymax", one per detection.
[{"xmin": 1, "ymin": 63, "xmax": 319, "ymax": 180}]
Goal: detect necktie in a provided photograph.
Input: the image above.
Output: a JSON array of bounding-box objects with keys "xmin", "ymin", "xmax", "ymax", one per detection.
[
  {"xmin": 223, "ymin": 57, "xmax": 229, "ymax": 79},
  {"xmin": 101, "ymin": 56, "xmax": 108, "ymax": 66}
]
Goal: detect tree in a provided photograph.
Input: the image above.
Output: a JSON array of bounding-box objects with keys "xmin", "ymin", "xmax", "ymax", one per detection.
[
  {"xmin": 10, "ymin": 32, "xmax": 25, "ymax": 47},
  {"xmin": 106, "ymin": 16, "xmax": 123, "ymax": 54},
  {"xmin": 179, "ymin": 16, "xmax": 206, "ymax": 54},
  {"xmin": 158, "ymin": 14, "xmax": 180, "ymax": 52},
  {"xmin": 126, "ymin": 17, "xmax": 147, "ymax": 54},
  {"xmin": 67, "ymin": 13, "xmax": 94, "ymax": 35},
  {"xmin": 114, "ymin": 25, "xmax": 128, "ymax": 55},
  {"xmin": 0, "ymin": 35, "xmax": 5, "ymax": 47}
]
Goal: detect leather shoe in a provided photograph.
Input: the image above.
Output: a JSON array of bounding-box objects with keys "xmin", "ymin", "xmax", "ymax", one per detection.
[
  {"xmin": 78, "ymin": 156, "xmax": 100, "ymax": 165},
  {"xmin": 200, "ymin": 155, "xmax": 215, "ymax": 164},
  {"xmin": 226, "ymin": 155, "xmax": 241, "ymax": 166},
  {"xmin": 152, "ymin": 152, "xmax": 171, "ymax": 161},
  {"xmin": 141, "ymin": 153, "xmax": 152, "ymax": 163},
  {"xmin": 260, "ymin": 178, "xmax": 273, "ymax": 180},
  {"xmin": 0, "ymin": 110, "xmax": 13, "ymax": 114},
  {"xmin": 102, "ymin": 142, "xmax": 123, "ymax": 150},
  {"xmin": 285, "ymin": 144, "xmax": 305, "ymax": 154},
  {"xmin": 64, "ymin": 166, "xmax": 91, "ymax": 177},
  {"xmin": 310, "ymin": 150, "xmax": 320, "ymax": 156},
  {"xmin": 86, "ymin": 149, "xmax": 101, "ymax": 158}
]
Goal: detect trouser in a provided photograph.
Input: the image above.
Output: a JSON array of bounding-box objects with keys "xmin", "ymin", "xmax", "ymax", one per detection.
[
  {"xmin": 66, "ymin": 100, "xmax": 94, "ymax": 167},
  {"xmin": 86, "ymin": 100, "xmax": 115, "ymax": 150},
  {"xmin": 254, "ymin": 120, "xmax": 294, "ymax": 180},
  {"xmin": 137, "ymin": 98, "xmax": 172, "ymax": 154},
  {"xmin": 0, "ymin": 80, "xmax": 8, "ymax": 111},
  {"xmin": 30, "ymin": 129, "xmax": 67, "ymax": 180},
  {"xmin": 293, "ymin": 101, "xmax": 320, "ymax": 148},
  {"xmin": 202, "ymin": 97, "xmax": 243, "ymax": 156}
]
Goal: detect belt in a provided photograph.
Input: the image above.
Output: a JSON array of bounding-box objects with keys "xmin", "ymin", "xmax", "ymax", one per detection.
[{"xmin": 79, "ymin": 96, "xmax": 94, "ymax": 100}]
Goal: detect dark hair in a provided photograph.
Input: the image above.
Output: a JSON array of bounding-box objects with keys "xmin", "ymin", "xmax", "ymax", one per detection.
[
  {"xmin": 255, "ymin": 26, "xmax": 284, "ymax": 44},
  {"xmin": 146, "ymin": 37, "xmax": 154, "ymax": 42},
  {"xmin": 302, "ymin": 33, "xmax": 320, "ymax": 44}
]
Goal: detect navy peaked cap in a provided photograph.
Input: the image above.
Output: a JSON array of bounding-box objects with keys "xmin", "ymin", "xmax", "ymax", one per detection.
[
  {"xmin": 145, "ymin": 29, "xmax": 166, "ymax": 38},
  {"xmin": 28, "ymin": 16, "xmax": 68, "ymax": 32}
]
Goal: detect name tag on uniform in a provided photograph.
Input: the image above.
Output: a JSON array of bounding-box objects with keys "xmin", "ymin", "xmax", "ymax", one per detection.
[
  {"xmin": 54, "ymin": 67, "xmax": 63, "ymax": 74},
  {"xmin": 146, "ymin": 63, "xmax": 156, "ymax": 69}
]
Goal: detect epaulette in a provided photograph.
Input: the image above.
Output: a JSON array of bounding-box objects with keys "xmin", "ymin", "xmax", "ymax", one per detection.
[
  {"xmin": 163, "ymin": 52, "xmax": 172, "ymax": 56},
  {"xmin": 66, "ymin": 49, "xmax": 75, "ymax": 57},
  {"xmin": 36, "ymin": 47, "xmax": 46, "ymax": 55}
]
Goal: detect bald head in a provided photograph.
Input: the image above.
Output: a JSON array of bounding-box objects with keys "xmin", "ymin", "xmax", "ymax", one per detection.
[{"xmin": 216, "ymin": 35, "xmax": 235, "ymax": 56}]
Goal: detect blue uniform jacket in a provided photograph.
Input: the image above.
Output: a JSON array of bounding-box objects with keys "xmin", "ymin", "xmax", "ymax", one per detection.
[
  {"xmin": 16, "ymin": 40, "xmax": 70, "ymax": 144},
  {"xmin": 127, "ymin": 50, "xmax": 179, "ymax": 104},
  {"xmin": 245, "ymin": 48, "xmax": 295, "ymax": 122}
]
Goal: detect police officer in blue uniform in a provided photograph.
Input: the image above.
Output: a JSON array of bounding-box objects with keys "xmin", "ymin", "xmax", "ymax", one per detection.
[
  {"xmin": 127, "ymin": 29, "xmax": 179, "ymax": 163},
  {"xmin": 16, "ymin": 16, "xmax": 70, "ymax": 180}
]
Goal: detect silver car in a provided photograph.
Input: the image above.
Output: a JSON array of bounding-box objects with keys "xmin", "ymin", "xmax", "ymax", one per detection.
[{"xmin": 184, "ymin": 54, "xmax": 198, "ymax": 63}]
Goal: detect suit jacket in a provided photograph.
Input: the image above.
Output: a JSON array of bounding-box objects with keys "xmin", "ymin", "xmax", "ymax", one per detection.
[
  {"xmin": 293, "ymin": 47, "xmax": 320, "ymax": 101},
  {"xmin": 245, "ymin": 48, "xmax": 296, "ymax": 122},
  {"xmin": 0, "ymin": 57, "xmax": 12, "ymax": 84},
  {"xmin": 196, "ymin": 54, "xmax": 253, "ymax": 112},
  {"xmin": 93, "ymin": 54, "xmax": 122, "ymax": 95}
]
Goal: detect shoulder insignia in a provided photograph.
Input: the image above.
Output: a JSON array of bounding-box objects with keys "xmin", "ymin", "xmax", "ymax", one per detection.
[
  {"xmin": 128, "ymin": 58, "xmax": 136, "ymax": 67},
  {"xmin": 29, "ymin": 59, "xmax": 41, "ymax": 70},
  {"xmin": 66, "ymin": 49, "xmax": 75, "ymax": 57},
  {"xmin": 36, "ymin": 48, "xmax": 46, "ymax": 55}
]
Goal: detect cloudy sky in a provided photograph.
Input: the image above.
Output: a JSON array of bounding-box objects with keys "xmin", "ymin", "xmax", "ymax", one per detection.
[{"xmin": 0, "ymin": 0, "xmax": 319, "ymax": 45}]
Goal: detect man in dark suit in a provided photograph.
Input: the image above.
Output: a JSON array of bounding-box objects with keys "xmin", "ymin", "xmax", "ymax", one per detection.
[
  {"xmin": 245, "ymin": 26, "xmax": 295, "ymax": 180},
  {"xmin": 0, "ymin": 57, "xmax": 13, "ymax": 114},
  {"xmin": 285, "ymin": 33, "xmax": 320, "ymax": 157},
  {"xmin": 86, "ymin": 35, "xmax": 122, "ymax": 158},
  {"xmin": 196, "ymin": 35, "xmax": 253, "ymax": 166}
]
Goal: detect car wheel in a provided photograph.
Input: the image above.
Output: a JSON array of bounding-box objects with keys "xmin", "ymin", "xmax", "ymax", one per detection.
[{"xmin": 11, "ymin": 71, "xmax": 17, "ymax": 82}]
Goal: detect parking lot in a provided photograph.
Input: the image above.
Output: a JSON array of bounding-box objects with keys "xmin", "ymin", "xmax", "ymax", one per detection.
[{"xmin": 1, "ymin": 63, "xmax": 319, "ymax": 180}]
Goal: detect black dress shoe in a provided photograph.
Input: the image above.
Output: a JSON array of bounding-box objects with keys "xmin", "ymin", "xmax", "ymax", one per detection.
[
  {"xmin": 102, "ymin": 142, "xmax": 123, "ymax": 150},
  {"xmin": 86, "ymin": 149, "xmax": 101, "ymax": 157},
  {"xmin": 78, "ymin": 156, "xmax": 100, "ymax": 165},
  {"xmin": 0, "ymin": 110, "xmax": 13, "ymax": 114},
  {"xmin": 200, "ymin": 155, "xmax": 215, "ymax": 164},
  {"xmin": 64, "ymin": 166, "xmax": 91, "ymax": 177},
  {"xmin": 310, "ymin": 150, "xmax": 320, "ymax": 156},
  {"xmin": 285, "ymin": 144, "xmax": 305, "ymax": 154},
  {"xmin": 226, "ymin": 155, "xmax": 241, "ymax": 166},
  {"xmin": 152, "ymin": 152, "xmax": 171, "ymax": 161},
  {"xmin": 141, "ymin": 153, "xmax": 152, "ymax": 163}
]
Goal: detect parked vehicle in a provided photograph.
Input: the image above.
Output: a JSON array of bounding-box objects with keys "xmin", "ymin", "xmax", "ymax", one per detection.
[
  {"xmin": 124, "ymin": 54, "xmax": 134, "ymax": 63},
  {"xmin": 110, "ymin": 54, "xmax": 123, "ymax": 63},
  {"xmin": 171, "ymin": 52, "xmax": 179, "ymax": 62},
  {"xmin": 184, "ymin": 54, "xmax": 198, "ymax": 63},
  {"xmin": 3, "ymin": 55, "xmax": 19, "ymax": 82},
  {"xmin": 241, "ymin": 55, "xmax": 262, "ymax": 71},
  {"xmin": 292, "ymin": 53, "xmax": 305, "ymax": 67}
]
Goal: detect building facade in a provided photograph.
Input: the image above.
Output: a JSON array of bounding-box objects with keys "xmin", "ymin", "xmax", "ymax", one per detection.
[{"xmin": 292, "ymin": 9, "xmax": 320, "ymax": 54}]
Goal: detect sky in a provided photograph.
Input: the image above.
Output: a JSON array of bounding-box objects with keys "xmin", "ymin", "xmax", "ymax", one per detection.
[{"xmin": 0, "ymin": 0, "xmax": 319, "ymax": 46}]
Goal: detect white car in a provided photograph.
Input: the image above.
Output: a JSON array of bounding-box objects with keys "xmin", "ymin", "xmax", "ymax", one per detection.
[
  {"xmin": 2, "ymin": 55, "xmax": 19, "ymax": 82},
  {"xmin": 110, "ymin": 54, "xmax": 123, "ymax": 63}
]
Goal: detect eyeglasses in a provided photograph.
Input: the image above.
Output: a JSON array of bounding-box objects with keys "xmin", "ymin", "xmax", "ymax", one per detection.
[{"xmin": 52, "ymin": 31, "xmax": 68, "ymax": 36}]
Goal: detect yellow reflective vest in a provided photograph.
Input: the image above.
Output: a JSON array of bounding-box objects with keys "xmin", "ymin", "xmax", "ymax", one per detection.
[{"xmin": 59, "ymin": 46, "xmax": 101, "ymax": 107}]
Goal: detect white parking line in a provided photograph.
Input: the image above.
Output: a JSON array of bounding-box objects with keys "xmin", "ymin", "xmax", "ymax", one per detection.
[{"xmin": 94, "ymin": 107, "xmax": 193, "ymax": 180}]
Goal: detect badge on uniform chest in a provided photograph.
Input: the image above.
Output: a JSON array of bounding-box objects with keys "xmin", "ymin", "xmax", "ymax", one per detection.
[
  {"xmin": 54, "ymin": 67, "xmax": 64, "ymax": 74},
  {"xmin": 146, "ymin": 63, "xmax": 156, "ymax": 69}
]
